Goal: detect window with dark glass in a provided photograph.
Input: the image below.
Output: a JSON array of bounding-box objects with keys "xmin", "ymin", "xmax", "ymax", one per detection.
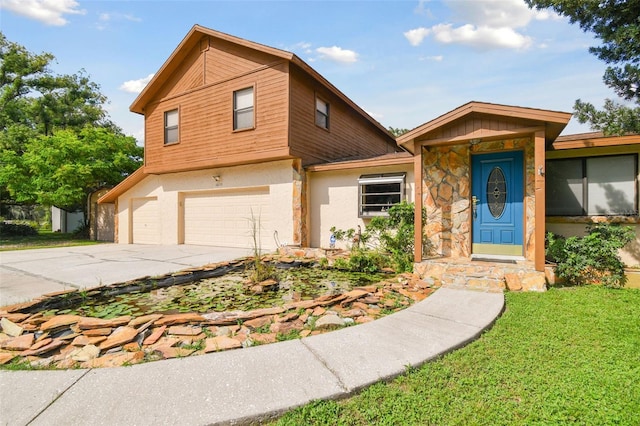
[
  {"xmin": 315, "ymin": 98, "xmax": 329, "ymax": 129},
  {"xmin": 164, "ymin": 109, "xmax": 179, "ymax": 144},
  {"xmin": 233, "ymin": 87, "xmax": 254, "ymax": 130},
  {"xmin": 358, "ymin": 173, "xmax": 405, "ymax": 217},
  {"xmin": 546, "ymin": 154, "xmax": 637, "ymax": 216}
]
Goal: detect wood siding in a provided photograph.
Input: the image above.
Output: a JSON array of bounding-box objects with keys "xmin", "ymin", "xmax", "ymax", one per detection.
[
  {"xmin": 144, "ymin": 47, "xmax": 290, "ymax": 174},
  {"xmin": 416, "ymin": 114, "xmax": 541, "ymax": 144},
  {"xmin": 288, "ymin": 65, "xmax": 397, "ymax": 166}
]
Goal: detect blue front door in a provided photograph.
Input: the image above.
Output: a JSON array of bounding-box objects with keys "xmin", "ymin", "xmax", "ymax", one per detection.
[{"xmin": 471, "ymin": 151, "xmax": 524, "ymax": 256}]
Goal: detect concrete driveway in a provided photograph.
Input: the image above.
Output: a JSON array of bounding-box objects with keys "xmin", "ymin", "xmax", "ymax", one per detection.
[{"xmin": 0, "ymin": 244, "xmax": 252, "ymax": 307}]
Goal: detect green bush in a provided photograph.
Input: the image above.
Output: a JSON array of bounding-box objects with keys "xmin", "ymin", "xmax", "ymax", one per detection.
[
  {"xmin": 331, "ymin": 201, "xmax": 427, "ymax": 273},
  {"xmin": 546, "ymin": 223, "xmax": 635, "ymax": 287},
  {"xmin": 0, "ymin": 221, "xmax": 38, "ymax": 237}
]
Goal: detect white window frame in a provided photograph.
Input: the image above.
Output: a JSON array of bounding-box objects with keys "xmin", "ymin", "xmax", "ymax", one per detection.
[
  {"xmin": 164, "ymin": 109, "xmax": 179, "ymax": 145},
  {"xmin": 546, "ymin": 154, "xmax": 638, "ymax": 216},
  {"xmin": 315, "ymin": 97, "xmax": 329, "ymax": 130},
  {"xmin": 358, "ymin": 173, "xmax": 406, "ymax": 217},
  {"xmin": 233, "ymin": 86, "xmax": 255, "ymax": 131}
]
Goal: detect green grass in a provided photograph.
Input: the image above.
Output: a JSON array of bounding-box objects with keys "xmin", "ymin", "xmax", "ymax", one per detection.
[
  {"xmin": 274, "ymin": 286, "xmax": 640, "ymax": 425},
  {"xmin": 0, "ymin": 230, "xmax": 101, "ymax": 251}
]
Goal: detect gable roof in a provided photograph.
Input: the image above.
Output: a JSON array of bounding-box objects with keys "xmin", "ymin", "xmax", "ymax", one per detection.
[
  {"xmin": 396, "ymin": 101, "xmax": 572, "ymax": 152},
  {"xmin": 551, "ymin": 131, "xmax": 640, "ymax": 150},
  {"xmin": 98, "ymin": 167, "xmax": 147, "ymax": 204},
  {"xmin": 130, "ymin": 24, "xmax": 392, "ymax": 138}
]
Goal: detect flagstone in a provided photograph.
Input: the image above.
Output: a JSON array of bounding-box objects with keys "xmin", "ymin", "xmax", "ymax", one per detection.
[
  {"xmin": 40, "ymin": 315, "xmax": 81, "ymax": 332},
  {"xmin": 204, "ymin": 335, "xmax": 242, "ymax": 352},
  {"xmin": 167, "ymin": 325, "xmax": 202, "ymax": 336},
  {"xmin": 0, "ymin": 317, "xmax": 23, "ymax": 337},
  {"xmin": 99, "ymin": 327, "xmax": 139, "ymax": 351},
  {"xmin": 142, "ymin": 325, "xmax": 167, "ymax": 345},
  {"xmin": 82, "ymin": 327, "xmax": 113, "ymax": 336},
  {"xmin": 0, "ymin": 352, "xmax": 16, "ymax": 365},
  {"xmin": 21, "ymin": 339, "xmax": 65, "ymax": 356},
  {"xmin": 70, "ymin": 345, "xmax": 100, "ymax": 362},
  {"xmin": 154, "ymin": 313, "xmax": 205, "ymax": 326},
  {"xmin": 77, "ymin": 316, "xmax": 131, "ymax": 330},
  {"xmin": 2, "ymin": 333, "xmax": 34, "ymax": 351},
  {"xmin": 128, "ymin": 314, "xmax": 163, "ymax": 327}
]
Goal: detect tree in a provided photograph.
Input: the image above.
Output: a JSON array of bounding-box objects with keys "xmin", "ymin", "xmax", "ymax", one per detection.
[
  {"xmin": 526, "ymin": 0, "xmax": 640, "ymax": 134},
  {"xmin": 388, "ymin": 126, "xmax": 410, "ymax": 137},
  {"xmin": 0, "ymin": 127, "xmax": 142, "ymax": 220},
  {"xmin": 0, "ymin": 33, "xmax": 141, "ymax": 224}
]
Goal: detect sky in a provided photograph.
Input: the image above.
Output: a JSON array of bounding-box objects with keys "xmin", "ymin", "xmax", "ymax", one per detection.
[{"xmin": 0, "ymin": 0, "xmax": 627, "ymax": 144}]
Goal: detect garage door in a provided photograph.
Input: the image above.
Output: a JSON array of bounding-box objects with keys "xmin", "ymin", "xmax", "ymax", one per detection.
[
  {"xmin": 182, "ymin": 188, "xmax": 274, "ymax": 249},
  {"xmin": 131, "ymin": 197, "xmax": 160, "ymax": 244}
]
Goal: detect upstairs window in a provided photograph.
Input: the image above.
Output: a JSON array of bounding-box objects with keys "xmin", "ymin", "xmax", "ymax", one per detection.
[
  {"xmin": 164, "ymin": 109, "xmax": 179, "ymax": 144},
  {"xmin": 358, "ymin": 173, "xmax": 406, "ymax": 217},
  {"xmin": 315, "ymin": 97, "xmax": 329, "ymax": 129},
  {"xmin": 546, "ymin": 154, "xmax": 638, "ymax": 216},
  {"xmin": 233, "ymin": 87, "xmax": 254, "ymax": 130}
]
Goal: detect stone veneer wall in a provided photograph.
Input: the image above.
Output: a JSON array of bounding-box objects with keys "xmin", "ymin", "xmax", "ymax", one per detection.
[{"xmin": 422, "ymin": 137, "xmax": 535, "ymax": 260}]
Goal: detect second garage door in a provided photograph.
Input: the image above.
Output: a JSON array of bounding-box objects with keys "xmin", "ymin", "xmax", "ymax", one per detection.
[{"xmin": 182, "ymin": 188, "xmax": 274, "ymax": 249}]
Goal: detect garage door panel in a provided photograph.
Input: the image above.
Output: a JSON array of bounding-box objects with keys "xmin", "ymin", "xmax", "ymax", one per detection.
[
  {"xmin": 131, "ymin": 197, "xmax": 160, "ymax": 244},
  {"xmin": 182, "ymin": 189, "xmax": 273, "ymax": 249}
]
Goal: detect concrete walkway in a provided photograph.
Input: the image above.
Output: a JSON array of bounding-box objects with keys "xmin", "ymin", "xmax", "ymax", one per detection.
[{"xmin": 0, "ymin": 245, "xmax": 504, "ymax": 425}]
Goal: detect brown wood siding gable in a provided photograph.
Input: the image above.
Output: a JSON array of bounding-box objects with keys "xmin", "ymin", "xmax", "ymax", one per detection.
[
  {"xmin": 143, "ymin": 58, "xmax": 291, "ymax": 174},
  {"xmin": 288, "ymin": 65, "xmax": 396, "ymax": 166}
]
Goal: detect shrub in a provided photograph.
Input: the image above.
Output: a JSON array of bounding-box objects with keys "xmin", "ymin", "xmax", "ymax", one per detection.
[
  {"xmin": 0, "ymin": 221, "xmax": 38, "ymax": 237},
  {"xmin": 331, "ymin": 201, "xmax": 427, "ymax": 273},
  {"xmin": 546, "ymin": 223, "xmax": 635, "ymax": 288}
]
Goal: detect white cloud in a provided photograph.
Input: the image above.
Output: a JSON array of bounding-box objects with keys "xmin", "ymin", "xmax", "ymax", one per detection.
[
  {"xmin": 431, "ymin": 23, "xmax": 532, "ymax": 50},
  {"xmin": 405, "ymin": 0, "xmax": 549, "ymax": 50},
  {"xmin": 119, "ymin": 74, "xmax": 154, "ymax": 94},
  {"xmin": 0, "ymin": 0, "xmax": 85, "ymax": 26},
  {"xmin": 316, "ymin": 46, "xmax": 358, "ymax": 64},
  {"xmin": 404, "ymin": 27, "xmax": 431, "ymax": 47}
]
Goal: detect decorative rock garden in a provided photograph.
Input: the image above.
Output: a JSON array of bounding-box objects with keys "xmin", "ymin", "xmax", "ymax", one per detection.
[{"xmin": 0, "ymin": 253, "xmax": 437, "ymax": 369}]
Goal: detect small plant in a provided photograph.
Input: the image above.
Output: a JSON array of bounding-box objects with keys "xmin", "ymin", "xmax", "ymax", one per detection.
[
  {"xmin": 246, "ymin": 209, "xmax": 278, "ymax": 283},
  {"xmin": 331, "ymin": 201, "xmax": 428, "ymax": 273},
  {"xmin": 276, "ymin": 329, "xmax": 301, "ymax": 342},
  {"xmin": 546, "ymin": 223, "xmax": 635, "ymax": 288}
]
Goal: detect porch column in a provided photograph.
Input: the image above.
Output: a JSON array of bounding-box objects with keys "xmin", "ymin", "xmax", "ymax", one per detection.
[
  {"xmin": 534, "ymin": 130, "xmax": 546, "ymax": 271},
  {"xmin": 414, "ymin": 141, "xmax": 423, "ymax": 263}
]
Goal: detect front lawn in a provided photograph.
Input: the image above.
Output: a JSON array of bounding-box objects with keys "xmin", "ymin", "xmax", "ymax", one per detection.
[
  {"xmin": 275, "ymin": 286, "xmax": 640, "ymax": 425},
  {"xmin": 0, "ymin": 230, "xmax": 101, "ymax": 251}
]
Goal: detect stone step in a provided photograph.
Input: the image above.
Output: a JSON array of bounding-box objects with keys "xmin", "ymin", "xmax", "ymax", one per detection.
[{"xmin": 439, "ymin": 273, "xmax": 505, "ymax": 292}]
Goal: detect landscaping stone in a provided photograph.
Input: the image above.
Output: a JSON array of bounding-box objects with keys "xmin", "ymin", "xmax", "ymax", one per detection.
[
  {"xmin": 2, "ymin": 333, "xmax": 34, "ymax": 351},
  {"xmin": 0, "ymin": 352, "xmax": 16, "ymax": 365},
  {"xmin": 99, "ymin": 327, "xmax": 139, "ymax": 351},
  {"xmin": 77, "ymin": 316, "xmax": 132, "ymax": 330},
  {"xmin": 0, "ymin": 254, "xmax": 441, "ymax": 369},
  {"xmin": 0, "ymin": 317, "xmax": 23, "ymax": 337},
  {"xmin": 39, "ymin": 315, "xmax": 80, "ymax": 332},
  {"xmin": 205, "ymin": 336, "xmax": 242, "ymax": 352},
  {"xmin": 21, "ymin": 338, "xmax": 65, "ymax": 356},
  {"xmin": 314, "ymin": 314, "xmax": 345, "ymax": 330},
  {"xmin": 168, "ymin": 325, "xmax": 202, "ymax": 336},
  {"xmin": 70, "ymin": 345, "xmax": 100, "ymax": 362}
]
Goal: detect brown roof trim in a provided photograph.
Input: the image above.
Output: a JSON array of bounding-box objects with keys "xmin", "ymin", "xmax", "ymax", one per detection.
[
  {"xmin": 306, "ymin": 152, "xmax": 413, "ymax": 172},
  {"xmin": 98, "ymin": 167, "xmax": 148, "ymax": 204},
  {"xmin": 130, "ymin": 25, "xmax": 393, "ymax": 140},
  {"xmin": 397, "ymin": 101, "xmax": 572, "ymax": 150},
  {"xmin": 551, "ymin": 132, "xmax": 640, "ymax": 150}
]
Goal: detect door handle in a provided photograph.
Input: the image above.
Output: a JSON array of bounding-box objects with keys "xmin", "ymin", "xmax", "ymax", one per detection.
[{"xmin": 472, "ymin": 196, "xmax": 478, "ymax": 219}]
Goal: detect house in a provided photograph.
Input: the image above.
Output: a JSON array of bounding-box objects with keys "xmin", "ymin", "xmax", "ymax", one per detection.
[
  {"xmin": 100, "ymin": 25, "xmax": 639, "ymax": 290},
  {"xmin": 545, "ymin": 132, "xmax": 640, "ymax": 267},
  {"xmin": 99, "ymin": 25, "xmax": 403, "ymax": 250}
]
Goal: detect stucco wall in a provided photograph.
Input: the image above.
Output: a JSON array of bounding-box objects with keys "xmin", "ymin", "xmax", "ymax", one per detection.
[
  {"xmin": 307, "ymin": 165, "xmax": 415, "ymax": 249},
  {"xmin": 115, "ymin": 159, "xmax": 296, "ymax": 247}
]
